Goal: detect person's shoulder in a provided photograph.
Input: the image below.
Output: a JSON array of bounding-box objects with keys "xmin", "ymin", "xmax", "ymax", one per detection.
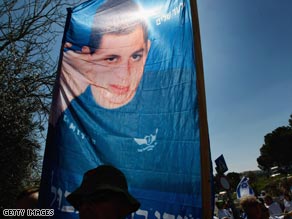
[
  {"xmin": 218, "ymin": 209, "xmax": 229, "ymax": 217},
  {"xmin": 274, "ymin": 201, "xmax": 282, "ymax": 207}
]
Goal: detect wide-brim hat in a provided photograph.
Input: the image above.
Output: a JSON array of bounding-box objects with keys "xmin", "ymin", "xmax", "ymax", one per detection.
[{"xmin": 66, "ymin": 165, "xmax": 140, "ymax": 215}]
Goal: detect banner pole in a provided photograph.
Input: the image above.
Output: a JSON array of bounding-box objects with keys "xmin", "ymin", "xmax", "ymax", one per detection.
[{"xmin": 190, "ymin": 0, "xmax": 213, "ymax": 218}]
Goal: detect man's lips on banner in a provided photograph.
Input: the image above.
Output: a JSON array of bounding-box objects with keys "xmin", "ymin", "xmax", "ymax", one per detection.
[{"xmin": 109, "ymin": 84, "xmax": 130, "ymax": 95}]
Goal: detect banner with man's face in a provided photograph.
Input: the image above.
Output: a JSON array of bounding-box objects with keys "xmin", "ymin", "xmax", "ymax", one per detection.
[{"xmin": 39, "ymin": 0, "xmax": 204, "ymax": 218}]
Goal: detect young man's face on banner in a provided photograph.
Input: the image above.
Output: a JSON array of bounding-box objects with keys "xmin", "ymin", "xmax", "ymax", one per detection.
[{"xmin": 82, "ymin": 25, "xmax": 150, "ymax": 109}]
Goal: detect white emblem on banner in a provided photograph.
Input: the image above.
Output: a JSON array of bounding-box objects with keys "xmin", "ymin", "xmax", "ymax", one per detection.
[{"xmin": 134, "ymin": 128, "xmax": 158, "ymax": 152}]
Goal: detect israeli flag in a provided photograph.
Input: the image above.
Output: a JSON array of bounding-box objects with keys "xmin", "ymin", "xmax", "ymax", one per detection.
[{"xmin": 236, "ymin": 176, "xmax": 255, "ymax": 199}]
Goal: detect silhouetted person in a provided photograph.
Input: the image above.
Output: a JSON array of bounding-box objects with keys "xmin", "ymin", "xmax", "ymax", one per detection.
[
  {"xmin": 66, "ymin": 165, "xmax": 140, "ymax": 219},
  {"xmin": 16, "ymin": 187, "xmax": 39, "ymax": 218}
]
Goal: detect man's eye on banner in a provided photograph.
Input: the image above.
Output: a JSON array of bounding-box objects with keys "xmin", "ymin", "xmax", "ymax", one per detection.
[{"xmin": 40, "ymin": 0, "xmax": 212, "ymax": 218}]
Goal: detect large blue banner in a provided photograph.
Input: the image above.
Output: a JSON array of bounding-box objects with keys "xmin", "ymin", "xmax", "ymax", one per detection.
[{"xmin": 39, "ymin": 0, "xmax": 203, "ymax": 218}]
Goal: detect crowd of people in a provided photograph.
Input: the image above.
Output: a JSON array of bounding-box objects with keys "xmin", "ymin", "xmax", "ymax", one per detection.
[
  {"xmin": 16, "ymin": 164, "xmax": 292, "ymax": 219},
  {"xmin": 214, "ymin": 192, "xmax": 292, "ymax": 219}
]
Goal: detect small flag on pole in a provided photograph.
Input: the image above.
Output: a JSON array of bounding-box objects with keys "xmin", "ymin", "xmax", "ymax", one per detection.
[{"xmin": 236, "ymin": 176, "xmax": 255, "ymax": 199}]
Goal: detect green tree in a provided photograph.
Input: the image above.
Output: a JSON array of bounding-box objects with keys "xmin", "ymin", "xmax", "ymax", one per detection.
[
  {"xmin": 226, "ymin": 172, "xmax": 241, "ymax": 192},
  {"xmin": 257, "ymin": 114, "xmax": 292, "ymax": 173},
  {"xmin": 0, "ymin": 0, "xmax": 80, "ymax": 211}
]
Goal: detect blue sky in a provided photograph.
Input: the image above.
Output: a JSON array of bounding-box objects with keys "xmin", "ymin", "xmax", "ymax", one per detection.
[{"xmin": 197, "ymin": 0, "xmax": 292, "ymax": 172}]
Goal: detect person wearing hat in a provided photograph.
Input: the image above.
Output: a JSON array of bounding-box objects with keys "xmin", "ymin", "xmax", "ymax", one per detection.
[{"xmin": 66, "ymin": 165, "xmax": 140, "ymax": 219}]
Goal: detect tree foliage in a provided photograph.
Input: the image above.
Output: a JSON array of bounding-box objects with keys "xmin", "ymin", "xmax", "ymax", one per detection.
[
  {"xmin": 0, "ymin": 0, "xmax": 80, "ymax": 211},
  {"xmin": 226, "ymin": 172, "xmax": 241, "ymax": 192},
  {"xmin": 257, "ymin": 114, "xmax": 292, "ymax": 173}
]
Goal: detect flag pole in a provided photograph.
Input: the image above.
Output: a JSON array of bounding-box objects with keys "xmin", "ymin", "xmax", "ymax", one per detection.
[{"xmin": 190, "ymin": 0, "xmax": 213, "ymax": 218}]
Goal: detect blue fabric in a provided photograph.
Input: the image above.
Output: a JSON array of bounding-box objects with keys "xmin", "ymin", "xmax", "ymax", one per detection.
[{"xmin": 39, "ymin": 0, "xmax": 203, "ymax": 218}]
